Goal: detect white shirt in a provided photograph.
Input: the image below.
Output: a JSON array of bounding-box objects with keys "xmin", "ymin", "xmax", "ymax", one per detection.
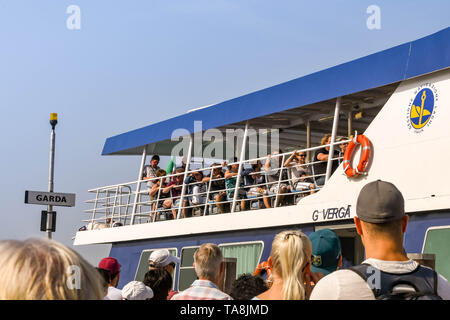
[
  {"xmin": 310, "ymin": 258, "xmax": 450, "ymax": 300},
  {"xmin": 106, "ymin": 286, "xmax": 122, "ymax": 300}
]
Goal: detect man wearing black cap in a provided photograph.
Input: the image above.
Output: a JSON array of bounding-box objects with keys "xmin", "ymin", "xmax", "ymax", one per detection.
[{"xmin": 310, "ymin": 180, "xmax": 450, "ymax": 300}]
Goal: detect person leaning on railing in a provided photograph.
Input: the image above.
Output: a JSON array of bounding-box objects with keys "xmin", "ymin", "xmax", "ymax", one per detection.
[
  {"xmin": 264, "ymin": 150, "xmax": 293, "ymax": 207},
  {"xmin": 183, "ymin": 169, "xmax": 207, "ymax": 218},
  {"xmin": 224, "ymin": 157, "xmax": 248, "ymax": 211},
  {"xmin": 312, "ymin": 134, "xmax": 340, "ymax": 186},
  {"xmin": 241, "ymin": 160, "xmax": 271, "ymax": 209},
  {"xmin": 284, "ymin": 150, "xmax": 316, "ymax": 195},
  {"xmin": 142, "ymin": 155, "xmax": 161, "ymax": 193},
  {"xmin": 149, "ymin": 169, "xmax": 171, "ymax": 221},
  {"xmin": 201, "ymin": 163, "xmax": 230, "ymax": 214},
  {"xmin": 162, "ymin": 167, "xmax": 184, "ymax": 220}
]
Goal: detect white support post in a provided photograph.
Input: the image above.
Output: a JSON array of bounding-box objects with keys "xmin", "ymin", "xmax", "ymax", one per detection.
[
  {"xmin": 131, "ymin": 146, "xmax": 147, "ymax": 225},
  {"xmin": 231, "ymin": 121, "xmax": 249, "ymax": 213},
  {"xmin": 348, "ymin": 110, "xmax": 352, "ymax": 138},
  {"xmin": 306, "ymin": 120, "xmax": 311, "ymax": 163},
  {"xmin": 177, "ymin": 135, "xmax": 193, "ymax": 219},
  {"xmin": 325, "ymin": 97, "xmax": 341, "ymax": 182}
]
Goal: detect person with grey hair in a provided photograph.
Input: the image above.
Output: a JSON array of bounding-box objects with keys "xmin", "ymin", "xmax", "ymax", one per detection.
[
  {"xmin": 310, "ymin": 180, "xmax": 450, "ymax": 300},
  {"xmin": 171, "ymin": 243, "xmax": 232, "ymax": 300}
]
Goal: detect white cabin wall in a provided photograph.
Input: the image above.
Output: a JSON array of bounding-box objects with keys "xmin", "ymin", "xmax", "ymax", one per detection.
[{"xmin": 299, "ymin": 68, "xmax": 450, "ymax": 216}]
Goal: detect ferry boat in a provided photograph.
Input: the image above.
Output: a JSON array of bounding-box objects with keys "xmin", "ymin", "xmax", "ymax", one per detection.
[{"xmin": 74, "ymin": 27, "xmax": 450, "ymax": 290}]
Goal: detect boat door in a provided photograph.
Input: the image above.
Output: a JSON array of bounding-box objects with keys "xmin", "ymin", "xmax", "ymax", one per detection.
[{"xmin": 314, "ymin": 223, "xmax": 364, "ymax": 268}]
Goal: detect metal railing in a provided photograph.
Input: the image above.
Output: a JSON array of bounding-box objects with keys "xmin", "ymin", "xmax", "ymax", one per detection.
[{"xmin": 80, "ymin": 140, "xmax": 349, "ymax": 230}]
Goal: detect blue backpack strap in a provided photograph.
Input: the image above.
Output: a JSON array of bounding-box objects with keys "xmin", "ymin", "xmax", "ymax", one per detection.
[{"xmin": 349, "ymin": 263, "xmax": 439, "ymax": 298}]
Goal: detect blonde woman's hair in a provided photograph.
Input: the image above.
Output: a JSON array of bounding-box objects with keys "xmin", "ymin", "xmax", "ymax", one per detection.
[
  {"xmin": 320, "ymin": 133, "xmax": 332, "ymax": 146},
  {"xmin": 0, "ymin": 238, "xmax": 105, "ymax": 300},
  {"xmin": 193, "ymin": 243, "xmax": 223, "ymax": 280},
  {"xmin": 270, "ymin": 230, "xmax": 312, "ymax": 300}
]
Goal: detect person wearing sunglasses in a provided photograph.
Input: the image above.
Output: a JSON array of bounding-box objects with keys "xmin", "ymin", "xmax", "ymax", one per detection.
[{"xmin": 284, "ymin": 150, "xmax": 316, "ymax": 195}]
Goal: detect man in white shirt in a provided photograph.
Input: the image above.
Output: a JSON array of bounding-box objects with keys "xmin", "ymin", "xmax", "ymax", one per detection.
[
  {"xmin": 143, "ymin": 155, "xmax": 161, "ymax": 189},
  {"xmin": 310, "ymin": 180, "xmax": 450, "ymax": 300}
]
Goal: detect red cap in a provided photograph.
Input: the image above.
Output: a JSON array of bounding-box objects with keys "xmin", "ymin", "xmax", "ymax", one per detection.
[{"xmin": 98, "ymin": 257, "xmax": 121, "ymax": 276}]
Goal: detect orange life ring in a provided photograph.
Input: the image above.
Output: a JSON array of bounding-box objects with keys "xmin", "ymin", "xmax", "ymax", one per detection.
[
  {"xmin": 342, "ymin": 134, "xmax": 371, "ymax": 178},
  {"xmin": 253, "ymin": 257, "xmax": 272, "ymax": 279}
]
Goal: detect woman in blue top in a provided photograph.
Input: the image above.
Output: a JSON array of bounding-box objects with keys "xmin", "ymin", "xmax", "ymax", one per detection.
[{"xmin": 224, "ymin": 158, "xmax": 248, "ymax": 212}]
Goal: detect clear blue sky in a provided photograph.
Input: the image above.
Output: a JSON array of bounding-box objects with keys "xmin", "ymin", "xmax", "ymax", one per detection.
[{"xmin": 1, "ymin": 0, "xmax": 449, "ymax": 265}]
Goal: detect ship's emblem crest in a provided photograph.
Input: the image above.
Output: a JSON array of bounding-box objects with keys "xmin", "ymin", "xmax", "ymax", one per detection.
[{"xmin": 407, "ymin": 83, "xmax": 438, "ymax": 133}]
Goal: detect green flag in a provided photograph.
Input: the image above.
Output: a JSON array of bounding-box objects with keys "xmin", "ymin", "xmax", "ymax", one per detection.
[{"xmin": 166, "ymin": 156, "xmax": 175, "ymax": 175}]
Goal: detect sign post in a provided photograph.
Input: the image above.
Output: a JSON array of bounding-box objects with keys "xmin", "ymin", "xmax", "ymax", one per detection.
[
  {"xmin": 47, "ymin": 113, "xmax": 58, "ymax": 239},
  {"xmin": 24, "ymin": 114, "xmax": 76, "ymax": 237}
]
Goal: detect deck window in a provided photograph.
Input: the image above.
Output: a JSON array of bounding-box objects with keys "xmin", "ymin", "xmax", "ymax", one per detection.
[
  {"xmin": 178, "ymin": 246, "xmax": 200, "ymax": 291},
  {"xmin": 219, "ymin": 242, "xmax": 263, "ymax": 279},
  {"xmin": 423, "ymin": 227, "xmax": 450, "ymax": 280}
]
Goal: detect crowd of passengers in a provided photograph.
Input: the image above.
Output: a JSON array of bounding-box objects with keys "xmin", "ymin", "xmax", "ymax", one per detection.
[{"xmin": 140, "ymin": 134, "xmax": 351, "ymax": 221}]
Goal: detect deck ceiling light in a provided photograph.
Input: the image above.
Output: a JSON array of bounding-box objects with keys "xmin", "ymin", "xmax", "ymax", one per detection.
[{"xmin": 354, "ymin": 111, "xmax": 364, "ymax": 120}]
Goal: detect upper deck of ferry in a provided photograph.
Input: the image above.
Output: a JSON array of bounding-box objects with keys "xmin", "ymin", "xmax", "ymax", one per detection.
[{"xmin": 73, "ymin": 27, "xmax": 450, "ymax": 247}]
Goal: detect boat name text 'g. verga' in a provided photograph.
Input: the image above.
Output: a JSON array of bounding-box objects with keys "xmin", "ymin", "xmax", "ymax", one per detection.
[{"xmin": 312, "ymin": 205, "xmax": 351, "ymax": 221}]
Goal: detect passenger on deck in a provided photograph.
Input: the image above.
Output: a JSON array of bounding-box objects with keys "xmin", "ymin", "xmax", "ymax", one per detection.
[
  {"xmin": 183, "ymin": 169, "xmax": 207, "ymax": 218},
  {"xmin": 202, "ymin": 163, "xmax": 229, "ymax": 214},
  {"xmin": 143, "ymin": 155, "xmax": 161, "ymax": 197},
  {"xmin": 284, "ymin": 150, "xmax": 316, "ymax": 195},
  {"xmin": 149, "ymin": 169, "xmax": 171, "ymax": 221},
  {"xmin": 264, "ymin": 150, "xmax": 292, "ymax": 207},
  {"xmin": 312, "ymin": 134, "xmax": 340, "ymax": 187},
  {"xmin": 225, "ymin": 157, "xmax": 248, "ymax": 212},
  {"xmin": 242, "ymin": 160, "xmax": 271, "ymax": 209},
  {"xmin": 163, "ymin": 168, "xmax": 184, "ymax": 219},
  {"xmin": 337, "ymin": 136, "xmax": 351, "ymax": 165}
]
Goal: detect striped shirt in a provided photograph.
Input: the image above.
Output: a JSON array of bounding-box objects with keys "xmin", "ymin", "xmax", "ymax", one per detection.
[{"xmin": 170, "ymin": 280, "xmax": 232, "ymax": 300}]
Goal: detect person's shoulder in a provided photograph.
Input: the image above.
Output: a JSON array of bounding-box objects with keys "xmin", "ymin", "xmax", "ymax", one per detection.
[
  {"xmin": 310, "ymin": 269, "xmax": 373, "ymax": 300},
  {"xmin": 436, "ymin": 272, "xmax": 450, "ymax": 300},
  {"xmin": 107, "ymin": 286, "xmax": 123, "ymax": 300}
]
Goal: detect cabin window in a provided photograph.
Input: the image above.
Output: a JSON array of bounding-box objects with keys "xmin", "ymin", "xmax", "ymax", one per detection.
[
  {"xmin": 178, "ymin": 246, "xmax": 200, "ymax": 291},
  {"xmin": 134, "ymin": 248, "xmax": 178, "ymax": 286},
  {"xmin": 219, "ymin": 242, "xmax": 263, "ymax": 279},
  {"xmin": 423, "ymin": 227, "xmax": 450, "ymax": 280}
]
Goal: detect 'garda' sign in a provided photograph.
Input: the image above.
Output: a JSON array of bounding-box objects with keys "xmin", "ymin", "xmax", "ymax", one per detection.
[{"xmin": 25, "ymin": 191, "xmax": 76, "ymax": 207}]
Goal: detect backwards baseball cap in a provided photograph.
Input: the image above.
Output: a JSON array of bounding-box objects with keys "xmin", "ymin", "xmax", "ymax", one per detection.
[
  {"xmin": 149, "ymin": 249, "xmax": 180, "ymax": 268},
  {"xmin": 356, "ymin": 180, "xmax": 405, "ymax": 224},
  {"xmin": 121, "ymin": 281, "xmax": 154, "ymax": 300},
  {"xmin": 98, "ymin": 257, "xmax": 121, "ymax": 276},
  {"xmin": 309, "ymin": 229, "xmax": 342, "ymax": 276}
]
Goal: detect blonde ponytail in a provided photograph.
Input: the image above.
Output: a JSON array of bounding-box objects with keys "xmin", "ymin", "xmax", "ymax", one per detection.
[{"xmin": 270, "ymin": 230, "xmax": 312, "ymax": 300}]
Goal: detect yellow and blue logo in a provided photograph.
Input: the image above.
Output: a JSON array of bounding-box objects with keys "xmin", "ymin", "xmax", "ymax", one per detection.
[
  {"xmin": 312, "ymin": 255, "xmax": 322, "ymax": 267},
  {"xmin": 409, "ymin": 88, "xmax": 435, "ymax": 130}
]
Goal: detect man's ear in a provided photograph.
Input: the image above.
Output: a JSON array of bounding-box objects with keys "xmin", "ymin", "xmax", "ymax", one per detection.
[
  {"xmin": 337, "ymin": 255, "xmax": 343, "ymax": 269},
  {"xmin": 401, "ymin": 215, "xmax": 409, "ymax": 234},
  {"xmin": 354, "ymin": 217, "xmax": 363, "ymax": 236}
]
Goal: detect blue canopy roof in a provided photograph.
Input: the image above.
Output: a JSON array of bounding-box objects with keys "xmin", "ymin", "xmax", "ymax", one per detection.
[{"xmin": 102, "ymin": 27, "xmax": 450, "ymax": 155}]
